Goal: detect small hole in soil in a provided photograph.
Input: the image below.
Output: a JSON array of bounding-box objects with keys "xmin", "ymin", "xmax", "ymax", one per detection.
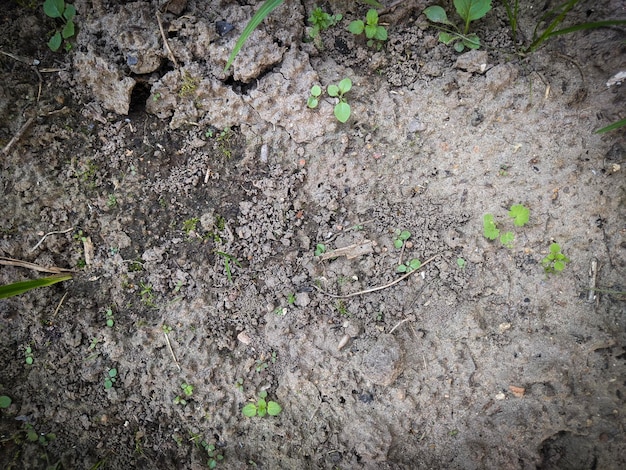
[{"xmin": 128, "ymin": 81, "xmax": 151, "ymax": 115}]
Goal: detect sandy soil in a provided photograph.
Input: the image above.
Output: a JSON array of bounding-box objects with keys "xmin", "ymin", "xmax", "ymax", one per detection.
[{"xmin": 1, "ymin": 0, "xmax": 625, "ymax": 468}]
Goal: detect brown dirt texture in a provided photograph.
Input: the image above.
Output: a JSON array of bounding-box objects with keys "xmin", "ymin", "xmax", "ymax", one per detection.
[{"xmin": 1, "ymin": 0, "xmax": 625, "ymax": 469}]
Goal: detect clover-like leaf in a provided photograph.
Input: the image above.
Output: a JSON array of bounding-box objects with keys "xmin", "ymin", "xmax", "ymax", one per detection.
[{"xmin": 508, "ymin": 204, "xmax": 530, "ymax": 227}]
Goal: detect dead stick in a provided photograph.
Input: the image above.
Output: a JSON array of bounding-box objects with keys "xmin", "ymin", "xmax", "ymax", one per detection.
[
  {"xmin": 2, "ymin": 116, "xmax": 35, "ymax": 156},
  {"xmin": 0, "ymin": 256, "xmax": 75, "ymax": 274},
  {"xmin": 313, "ymin": 254, "xmax": 439, "ymax": 299},
  {"xmin": 164, "ymin": 331, "xmax": 181, "ymax": 371},
  {"xmin": 156, "ymin": 10, "xmax": 179, "ymax": 69}
]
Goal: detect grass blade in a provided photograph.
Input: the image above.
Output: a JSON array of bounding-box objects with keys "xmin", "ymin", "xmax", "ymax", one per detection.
[
  {"xmin": 224, "ymin": 0, "xmax": 284, "ymax": 72},
  {"xmin": 595, "ymin": 118, "xmax": 626, "ymax": 134},
  {"xmin": 0, "ymin": 274, "xmax": 72, "ymax": 299}
]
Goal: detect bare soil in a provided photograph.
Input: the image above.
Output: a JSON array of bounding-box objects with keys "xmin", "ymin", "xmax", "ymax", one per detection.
[{"xmin": 1, "ymin": 0, "xmax": 625, "ymax": 469}]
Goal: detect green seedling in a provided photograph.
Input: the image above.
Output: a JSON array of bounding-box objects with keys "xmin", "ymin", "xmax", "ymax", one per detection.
[
  {"xmin": 0, "ymin": 273, "xmax": 72, "ymax": 299},
  {"xmin": 456, "ymin": 257, "xmax": 466, "ymax": 268},
  {"xmin": 255, "ymin": 359, "xmax": 268, "ymax": 373},
  {"xmin": 0, "ymin": 395, "xmax": 12, "ymax": 408},
  {"xmin": 483, "ymin": 214, "xmax": 514, "ymax": 248},
  {"xmin": 287, "ymin": 293, "xmax": 296, "ymax": 305},
  {"xmin": 508, "ymin": 204, "xmax": 530, "ymax": 227},
  {"xmin": 394, "ymin": 229, "xmax": 411, "ymax": 249},
  {"xmin": 235, "ymin": 377, "xmax": 244, "ymax": 392},
  {"xmin": 25, "ymin": 346, "xmax": 34, "ymax": 365},
  {"xmin": 182, "ymin": 217, "xmax": 200, "ymax": 235},
  {"xmin": 348, "ymin": 8, "xmax": 388, "ymax": 49},
  {"xmin": 200, "ymin": 440, "xmax": 224, "ymax": 469},
  {"xmin": 308, "ymin": 6, "xmax": 342, "ymax": 44},
  {"xmin": 139, "ymin": 282, "xmax": 156, "ymax": 307},
  {"xmin": 314, "ymin": 243, "xmax": 326, "ymax": 256},
  {"xmin": 502, "ymin": 0, "xmax": 626, "ymax": 54},
  {"xmin": 307, "ymin": 85, "xmax": 322, "ymax": 109},
  {"xmin": 104, "ymin": 368, "xmax": 117, "ymax": 389},
  {"xmin": 225, "ymin": 0, "xmax": 285, "ymax": 71},
  {"xmin": 216, "ymin": 127, "xmax": 234, "ymax": 158},
  {"xmin": 242, "ymin": 390, "xmax": 282, "ymax": 417},
  {"xmin": 396, "ymin": 258, "xmax": 421, "ymax": 273},
  {"xmin": 424, "ymin": 0, "xmax": 492, "ymax": 52},
  {"xmin": 43, "ymin": 0, "xmax": 77, "ymax": 52},
  {"xmin": 174, "ymin": 382, "xmax": 194, "ymax": 405},
  {"xmin": 214, "ymin": 251, "xmax": 241, "ymax": 283},
  {"xmin": 104, "ymin": 308, "xmax": 114, "ymax": 327},
  {"xmin": 541, "ymin": 243, "xmax": 570, "ymax": 274},
  {"xmin": 24, "ymin": 423, "xmax": 56, "ymax": 446},
  {"xmin": 327, "ymin": 78, "xmax": 352, "ymax": 123}
]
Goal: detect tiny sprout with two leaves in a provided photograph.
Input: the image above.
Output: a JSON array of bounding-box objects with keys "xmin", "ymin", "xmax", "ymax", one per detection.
[
  {"xmin": 397, "ymin": 258, "xmax": 421, "ymax": 273},
  {"xmin": 308, "ymin": 85, "xmax": 322, "ymax": 108},
  {"xmin": 104, "ymin": 368, "xmax": 117, "ymax": 389},
  {"xmin": 314, "ymin": 243, "xmax": 327, "ymax": 256},
  {"xmin": 242, "ymin": 390, "xmax": 282, "ymax": 417},
  {"xmin": 394, "ymin": 229, "xmax": 411, "ymax": 249}
]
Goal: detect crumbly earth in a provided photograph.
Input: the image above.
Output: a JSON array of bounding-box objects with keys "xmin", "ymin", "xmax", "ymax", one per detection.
[{"xmin": 0, "ymin": 0, "xmax": 624, "ymax": 469}]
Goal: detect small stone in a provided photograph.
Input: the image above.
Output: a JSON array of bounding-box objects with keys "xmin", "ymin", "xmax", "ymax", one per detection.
[{"xmin": 454, "ymin": 50, "xmax": 489, "ymax": 73}]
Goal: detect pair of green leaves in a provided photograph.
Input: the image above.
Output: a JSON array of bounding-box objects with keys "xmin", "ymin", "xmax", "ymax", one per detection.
[
  {"xmin": 43, "ymin": 0, "xmax": 77, "ymax": 51},
  {"xmin": 424, "ymin": 0, "xmax": 492, "ymax": 52},
  {"xmin": 308, "ymin": 78, "xmax": 352, "ymax": 123},
  {"xmin": 242, "ymin": 390, "xmax": 282, "ymax": 417}
]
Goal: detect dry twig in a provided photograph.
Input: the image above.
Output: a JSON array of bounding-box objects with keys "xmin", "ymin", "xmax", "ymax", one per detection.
[{"xmin": 313, "ymin": 254, "xmax": 439, "ymax": 299}]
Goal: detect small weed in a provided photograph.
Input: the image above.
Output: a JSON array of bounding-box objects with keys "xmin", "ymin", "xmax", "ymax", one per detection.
[
  {"xmin": 424, "ymin": 0, "xmax": 492, "ymax": 52},
  {"xmin": 308, "ymin": 6, "xmax": 342, "ymax": 45},
  {"xmin": 287, "ymin": 293, "xmax": 296, "ymax": 305},
  {"xmin": 25, "ymin": 345, "xmax": 34, "ymax": 365},
  {"xmin": 216, "ymin": 127, "xmax": 234, "ymax": 158},
  {"xmin": 0, "ymin": 395, "xmax": 12, "ymax": 408},
  {"xmin": 152, "ymin": 92, "xmax": 162, "ymax": 102},
  {"xmin": 24, "ymin": 423, "xmax": 56, "ymax": 446},
  {"xmin": 74, "ymin": 230, "xmax": 87, "ymax": 243},
  {"xmin": 182, "ymin": 217, "xmax": 200, "ymax": 236},
  {"xmin": 502, "ymin": 0, "xmax": 626, "ymax": 54},
  {"xmin": 314, "ymin": 243, "xmax": 326, "ymax": 256},
  {"xmin": 214, "ymin": 251, "xmax": 241, "ymax": 283},
  {"xmin": 106, "ymin": 194, "xmax": 117, "ymax": 208},
  {"xmin": 235, "ymin": 377, "xmax": 244, "ymax": 392},
  {"xmin": 200, "ymin": 440, "xmax": 224, "ymax": 469},
  {"xmin": 483, "ymin": 204, "xmax": 529, "ymax": 248},
  {"xmin": 43, "ymin": 0, "xmax": 77, "ymax": 52},
  {"xmin": 104, "ymin": 368, "xmax": 117, "ymax": 389},
  {"xmin": 255, "ymin": 359, "xmax": 268, "ymax": 373},
  {"xmin": 394, "ymin": 229, "xmax": 411, "ymax": 249},
  {"xmin": 327, "ymin": 78, "xmax": 352, "ymax": 123},
  {"xmin": 336, "ymin": 299, "xmax": 349, "ymax": 316},
  {"xmin": 456, "ymin": 257, "xmax": 467, "ymax": 269},
  {"xmin": 307, "ymin": 79, "xmax": 353, "ymax": 123},
  {"xmin": 542, "ymin": 243, "xmax": 570, "ymax": 274},
  {"xmin": 396, "ymin": 258, "xmax": 421, "ymax": 273},
  {"xmin": 242, "ymin": 390, "xmax": 282, "ymax": 417},
  {"xmin": 104, "ymin": 308, "xmax": 114, "ymax": 327},
  {"xmin": 348, "ymin": 8, "xmax": 388, "ymax": 49},
  {"xmin": 139, "ymin": 282, "xmax": 156, "ymax": 307},
  {"xmin": 174, "ymin": 382, "xmax": 194, "ymax": 405},
  {"xmin": 162, "ymin": 324, "xmax": 173, "ymax": 334},
  {"xmin": 307, "ymin": 85, "xmax": 322, "ymax": 109}
]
